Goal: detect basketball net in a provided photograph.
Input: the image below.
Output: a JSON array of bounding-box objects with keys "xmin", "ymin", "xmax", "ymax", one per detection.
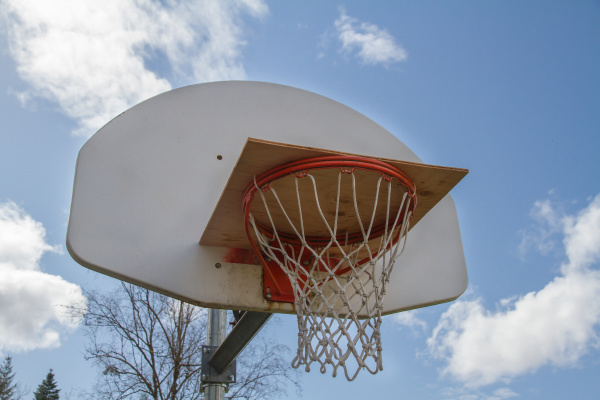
[{"xmin": 243, "ymin": 156, "xmax": 416, "ymax": 381}]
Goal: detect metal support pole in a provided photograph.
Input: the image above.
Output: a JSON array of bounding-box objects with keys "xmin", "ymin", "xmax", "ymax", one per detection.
[
  {"xmin": 204, "ymin": 308, "xmax": 227, "ymax": 400},
  {"xmin": 209, "ymin": 312, "xmax": 272, "ymax": 373}
]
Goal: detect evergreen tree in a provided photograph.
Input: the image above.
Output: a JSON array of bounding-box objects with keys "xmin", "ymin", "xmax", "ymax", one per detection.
[
  {"xmin": 0, "ymin": 356, "xmax": 17, "ymax": 400},
  {"xmin": 33, "ymin": 370, "xmax": 59, "ymax": 400}
]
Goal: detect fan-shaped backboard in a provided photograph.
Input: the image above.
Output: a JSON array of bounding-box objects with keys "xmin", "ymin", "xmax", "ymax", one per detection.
[{"xmin": 67, "ymin": 81, "xmax": 468, "ymax": 315}]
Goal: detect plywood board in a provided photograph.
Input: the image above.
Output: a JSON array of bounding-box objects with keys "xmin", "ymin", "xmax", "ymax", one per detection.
[{"xmin": 200, "ymin": 138, "xmax": 468, "ymax": 248}]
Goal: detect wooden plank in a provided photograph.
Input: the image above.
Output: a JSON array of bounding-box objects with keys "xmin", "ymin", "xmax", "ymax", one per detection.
[{"xmin": 200, "ymin": 138, "xmax": 468, "ymax": 248}]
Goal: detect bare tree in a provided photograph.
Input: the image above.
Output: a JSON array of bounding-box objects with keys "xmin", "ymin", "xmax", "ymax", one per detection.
[
  {"xmin": 227, "ymin": 340, "xmax": 297, "ymax": 400},
  {"xmin": 70, "ymin": 283, "xmax": 300, "ymax": 400}
]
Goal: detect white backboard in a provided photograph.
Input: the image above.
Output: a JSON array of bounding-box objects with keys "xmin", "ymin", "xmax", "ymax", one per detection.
[{"xmin": 67, "ymin": 81, "xmax": 468, "ymax": 315}]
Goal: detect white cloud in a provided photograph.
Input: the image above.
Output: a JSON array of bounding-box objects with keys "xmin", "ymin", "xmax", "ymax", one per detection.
[
  {"xmin": 441, "ymin": 386, "xmax": 519, "ymax": 400},
  {"xmin": 334, "ymin": 9, "xmax": 407, "ymax": 66},
  {"xmin": 428, "ymin": 194, "xmax": 600, "ymax": 387},
  {"xmin": 393, "ymin": 309, "xmax": 427, "ymax": 333},
  {"xmin": 0, "ymin": 201, "xmax": 86, "ymax": 353},
  {"xmin": 1, "ymin": 0, "xmax": 268, "ymax": 137},
  {"xmin": 489, "ymin": 387, "xmax": 519, "ymax": 400},
  {"xmin": 518, "ymin": 198, "xmax": 564, "ymax": 257},
  {"xmin": 563, "ymin": 196, "xmax": 600, "ymax": 273}
]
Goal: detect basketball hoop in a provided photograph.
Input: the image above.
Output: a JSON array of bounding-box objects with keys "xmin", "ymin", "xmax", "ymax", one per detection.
[
  {"xmin": 242, "ymin": 155, "xmax": 417, "ymax": 380},
  {"xmin": 67, "ymin": 83, "xmax": 469, "ymax": 385}
]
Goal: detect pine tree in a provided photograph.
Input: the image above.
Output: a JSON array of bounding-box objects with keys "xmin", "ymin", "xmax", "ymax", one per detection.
[
  {"xmin": 33, "ymin": 370, "xmax": 59, "ymax": 400},
  {"xmin": 0, "ymin": 356, "xmax": 17, "ymax": 400}
]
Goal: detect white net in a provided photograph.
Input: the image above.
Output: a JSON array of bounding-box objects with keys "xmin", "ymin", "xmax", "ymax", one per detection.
[{"xmin": 246, "ymin": 166, "xmax": 415, "ymax": 381}]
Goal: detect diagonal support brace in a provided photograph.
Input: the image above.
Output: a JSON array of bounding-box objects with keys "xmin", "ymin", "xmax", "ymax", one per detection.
[{"xmin": 209, "ymin": 311, "xmax": 272, "ymax": 374}]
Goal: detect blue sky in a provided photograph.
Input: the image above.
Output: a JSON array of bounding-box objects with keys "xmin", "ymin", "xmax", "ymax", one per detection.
[{"xmin": 1, "ymin": 1, "xmax": 600, "ymax": 399}]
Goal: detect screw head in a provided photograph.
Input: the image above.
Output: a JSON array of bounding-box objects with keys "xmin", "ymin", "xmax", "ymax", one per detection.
[{"xmin": 215, "ymin": 263, "xmax": 222, "ymax": 269}]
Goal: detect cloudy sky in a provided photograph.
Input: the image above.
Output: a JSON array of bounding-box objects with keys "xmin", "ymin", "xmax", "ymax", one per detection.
[{"xmin": 1, "ymin": 1, "xmax": 599, "ymax": 399}]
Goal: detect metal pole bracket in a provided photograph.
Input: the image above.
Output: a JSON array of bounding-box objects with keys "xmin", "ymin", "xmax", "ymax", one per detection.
[{"xmin": 201, "ymin": 345, "xmax": 237, "ymax": 385}]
